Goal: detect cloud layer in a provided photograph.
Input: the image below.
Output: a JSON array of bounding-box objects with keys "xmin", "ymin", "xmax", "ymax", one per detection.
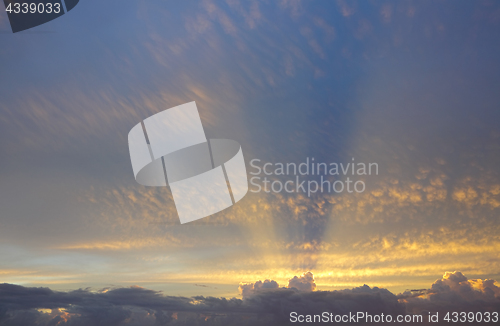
[
  {"xmin": 238, "ymin": 271, "xmax": 315, "ymax": 299},
  {"xmin": 401, "ymin": 271, "xmax": 500, "ymax": 315},
  {"xmin": 1, "ymin": 271, "xmax": 498, "ymax": 325}
]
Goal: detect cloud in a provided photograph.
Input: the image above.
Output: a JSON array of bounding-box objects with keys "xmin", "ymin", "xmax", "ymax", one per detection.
[
  {"xmin": 279, "ymin": 0, "xmax": 302, "ymax": 18},
  {"xmin": 430, "ymin": 271, "xmax": 500, "ymax": 300},
  {"xmin": 380, "ymin": 4, "xmax": 393, "ymax": 24},
  {"xmin": 287, "ymin": 271, "xmax": 316, "ymax": 292},
  {"xmin": 400, "ymin": 271, "xmax": 500, "ymax": 314},
  {"xmin": 313, "ymin": 17, "xmax": 336, "ymax": 43},
  {"xmin": 226, "ymin": 0, "xmax": 262, "ymax": 29},
  {"xmin": 184, "ymin": 13, "xmax": 212, "ymax": 35},
  {"xmin": 336, "ymin": 0, "xmax": 356, "ymax": 17},
  {"xmin": 300, "ymin": 26, "xmax": 326, "ymax": 59},
  {"xmin": 240, "ymin": 272, "xmax": 315, "ymax": 299},
  {"xmin": 203, "ymin": 0, "xmax": 238, "ymax": 36},
  {"xmin": 0, "ymin": 281, "xmax": 403, "ymax": 326},
  {"xmin": 1, "ymin": 271, "xmax": 498, "ymax": 325},
  {"xmin": 239, "ymin": 279, "xmax": 279, "ymax": 299},
  {"xmin": 193, "ymin": 284, "xmax": 210, "ymax": 288}
]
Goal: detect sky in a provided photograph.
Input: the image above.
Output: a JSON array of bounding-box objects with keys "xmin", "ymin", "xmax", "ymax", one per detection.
[{"xmin": 1, "ymin": 0, "xmax": 500, "ymax": 325}]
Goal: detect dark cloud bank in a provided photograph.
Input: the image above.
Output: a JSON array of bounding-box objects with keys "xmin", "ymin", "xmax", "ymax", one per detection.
[{"xmin": 0, "ymin": 272, "xmax": 498, "ymax": 326}]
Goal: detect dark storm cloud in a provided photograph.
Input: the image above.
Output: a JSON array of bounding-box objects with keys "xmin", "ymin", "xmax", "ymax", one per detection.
[
  {"xmin": 0, "ymin": 282, "xmax": 404, "ymax": 326},
  {"xmin": 400, "ymin": 271, "xmax": 500, "ymax": 315},
  {"xmin": 0, "ymin": 283, "xmax": 225, "ymax": 326},
  {"xmin": 1, "ymin": 271, "xmax": 499, "ymax": 325}
]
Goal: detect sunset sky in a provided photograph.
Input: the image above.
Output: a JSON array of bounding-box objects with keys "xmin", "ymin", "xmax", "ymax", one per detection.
[{"xmin": 1, "ymin": 1, "xmax": 500, "ymax": 324}]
